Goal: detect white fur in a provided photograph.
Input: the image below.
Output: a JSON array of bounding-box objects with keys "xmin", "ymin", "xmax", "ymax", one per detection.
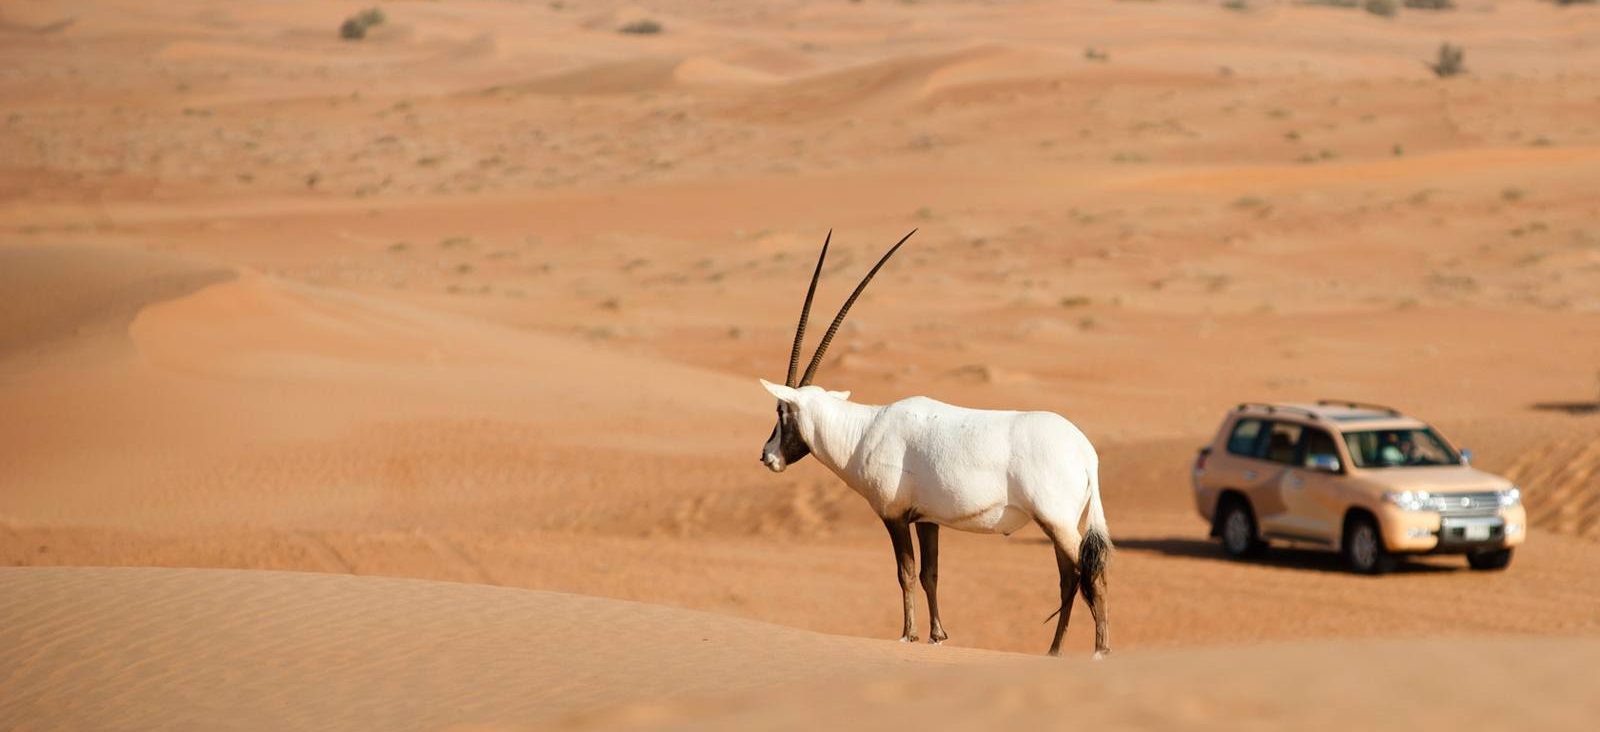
[{"xmin": 760, "ymin": 380, "xmax": 1107, "ymax": 542}]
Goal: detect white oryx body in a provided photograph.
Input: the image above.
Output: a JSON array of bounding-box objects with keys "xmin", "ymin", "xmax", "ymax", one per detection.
[
  {"xmin": 756, "ymin": 229, "xmax": 1111, "ymax": 657},
  {"xmin": 763, "ymin": 385, "xmax": 1106, "ymax": 540}
]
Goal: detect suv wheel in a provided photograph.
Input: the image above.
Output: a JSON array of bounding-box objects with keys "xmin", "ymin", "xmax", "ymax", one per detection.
[
  {"xmin": 1217, "ymin": 499, "xmax": 1266, "ymax": 559},
  {"xmin": 1344, "ymin": 515, "xmax": 1395, "ymax": 575},
  {"xmin": 1466, "ymin": 548, "xmax": 1513, "ymax": 571}
]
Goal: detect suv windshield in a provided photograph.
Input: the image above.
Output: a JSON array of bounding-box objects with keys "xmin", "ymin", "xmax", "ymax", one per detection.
[{"xmin": 1342, "ymin": 428, "xmax": 1459, "ymax": 468}]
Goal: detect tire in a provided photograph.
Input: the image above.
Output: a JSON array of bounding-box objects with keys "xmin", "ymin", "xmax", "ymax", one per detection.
[
  {"xmin": 1467, "ymin": 548, "xmax": 1513, "ymax": 571},
  {"xmin": 1217, "ymin": 498, "xmax": 1267, "ymax": 559},
  {"xmin": 1344, "ymin": 515, "xmax": 1396, "ymax": 575}
]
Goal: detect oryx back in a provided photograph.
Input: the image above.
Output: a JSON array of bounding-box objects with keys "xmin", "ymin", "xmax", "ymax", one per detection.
[{"xmin": 848, "ymin": 397, "xmax": 1099, "ymax": 536}]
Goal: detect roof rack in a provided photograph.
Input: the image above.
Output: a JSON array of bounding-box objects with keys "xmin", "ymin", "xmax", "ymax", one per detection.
[
  {"xmin": 1315, "ymin": 399, "xmax": 1401, "ymax": 416},
  {"xmin": 1234, "ymin": 402, "xmax": 1320, "ymax": 419}
]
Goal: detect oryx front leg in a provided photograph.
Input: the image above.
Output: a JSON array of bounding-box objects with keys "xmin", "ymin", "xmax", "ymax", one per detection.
[
  {"xmin": 883, "ymin": 518, "xmax": 918, "ymax": 643},
  {"xmin": 916, "ymin": 522, "xmax": 948, "ymax": 644}
]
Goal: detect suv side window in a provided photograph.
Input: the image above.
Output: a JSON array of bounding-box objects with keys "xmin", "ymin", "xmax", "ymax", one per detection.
[
  {"xmin": 1261, "ymin": 421, "xmax": 1303, "ymax": 465},
  {"xmin": 1301, "ymin": 428, "xmax": 1340, "ymax": 469},
  {"xmin": 1226, "ymin": 419, "xmax": 1265, "ymax": 456}
]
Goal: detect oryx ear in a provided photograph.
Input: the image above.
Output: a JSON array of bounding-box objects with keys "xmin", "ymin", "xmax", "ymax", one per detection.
[
  {"xmin": 827, "ymin": 390, "xmax": 851, "ymax": 401},
  {"xmin": 760, "ymin": 378, "xmax": 799, "ymax": 404}
]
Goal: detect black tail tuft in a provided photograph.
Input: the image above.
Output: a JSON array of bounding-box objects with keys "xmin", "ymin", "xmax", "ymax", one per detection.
[{"xmin": 1078, "ymin": 528, "xmax": 1112, "ymax": 595}]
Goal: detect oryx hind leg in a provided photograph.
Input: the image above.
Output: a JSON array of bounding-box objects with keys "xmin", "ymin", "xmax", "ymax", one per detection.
[
  {"xmin": 1079, "ymin": 528, "xmax": 1111, "ymax": 659},
  {"xmin": 1037, "ymin": 519, "xmax": 1081, "ymax": 657}
]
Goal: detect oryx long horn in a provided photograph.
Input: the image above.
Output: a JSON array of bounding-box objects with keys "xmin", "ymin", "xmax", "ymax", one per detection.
[
  {"xmin": 799, "ymin": 229, "xmax": 916, "ymax": 386},
  {"xmin": 787, "ymin": 230, "xmax": 831, "ymax": 387}
]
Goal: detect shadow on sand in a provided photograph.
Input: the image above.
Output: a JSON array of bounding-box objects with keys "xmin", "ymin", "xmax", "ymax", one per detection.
[
  {"xmin": 1529, "ymin": 401, "xmax": 1600, "ymax": 416},
  {"xmin": 1112, "ymin": 536, "xmax": 1461, "ymax": 575}
]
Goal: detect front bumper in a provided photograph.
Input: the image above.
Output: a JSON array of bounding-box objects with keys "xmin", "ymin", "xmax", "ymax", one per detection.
[{"xmin": 1379, "ymin": 504, "xmax": 1527, "ymax": 553}]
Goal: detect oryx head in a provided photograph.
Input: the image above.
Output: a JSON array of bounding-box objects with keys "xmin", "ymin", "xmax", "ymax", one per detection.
[{"xmin": 759, "ymin": 229, "xmax": 915, "ymax": 472}]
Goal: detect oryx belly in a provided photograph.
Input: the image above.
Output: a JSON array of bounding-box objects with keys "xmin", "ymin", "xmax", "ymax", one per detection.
[
  {"xmin": 896, "ymin": 467, "xmax": 1035, "ymax": 535},
  {"xmin": 931, "ymin": 503, "xmax": 1034, "ymax": 535}
]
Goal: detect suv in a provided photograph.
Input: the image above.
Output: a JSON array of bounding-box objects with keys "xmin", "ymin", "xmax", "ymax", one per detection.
[{"xmin": 1191, "ymin": 401, "xmax": 1526, "ymax": 574}]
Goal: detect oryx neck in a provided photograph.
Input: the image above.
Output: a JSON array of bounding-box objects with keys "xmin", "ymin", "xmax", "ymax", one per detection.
[{"xmin": 799, "ymin": 397, "xmax": 878, "ymax": 475}]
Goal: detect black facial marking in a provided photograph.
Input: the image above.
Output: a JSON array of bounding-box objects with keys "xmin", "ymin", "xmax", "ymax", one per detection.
[{"xmin": 771, "ymin": 403, "xmax": 812, "ymax": 465}]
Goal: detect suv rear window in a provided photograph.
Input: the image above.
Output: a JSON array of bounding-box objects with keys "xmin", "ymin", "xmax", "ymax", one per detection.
[{"xmin": 1227, "ymin": 419, "xmax": 1264, "ymax": 456}]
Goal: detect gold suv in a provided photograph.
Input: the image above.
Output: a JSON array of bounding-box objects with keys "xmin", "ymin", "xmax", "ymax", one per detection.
[{"xmin": 1191, "ymin": 401, "xmax": 1526, "ymax": 574}]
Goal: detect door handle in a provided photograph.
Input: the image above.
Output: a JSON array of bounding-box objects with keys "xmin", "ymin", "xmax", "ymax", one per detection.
[
  {"xmin": 1287, "ymin": 476, "xmax": 1304, "ymax": 488},
  {"xmin": 1244, "ymin": 470, "xmax": 1258, "ymax": 481}
]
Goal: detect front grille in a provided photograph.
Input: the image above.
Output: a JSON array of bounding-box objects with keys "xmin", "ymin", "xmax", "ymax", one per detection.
[{"xmin": 1427, "ymin": 492, "xmax": 1502, "ymax": 515}]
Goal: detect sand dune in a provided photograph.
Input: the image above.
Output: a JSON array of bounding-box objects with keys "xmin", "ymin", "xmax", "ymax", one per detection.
[
  {"xmin": 3, "ymin": 567, "xmax": 1596, "ymax": 732},
  {"xmin": 0, "ymin": 245, "xmax": 764, "ymax": 532},
  {"xmin": 1506, "ymin": 435, "xmax": 1600, "ymax": 542},
  {"xmin": 0, "ymin": 246, "xmax": 231, "ymax": 360},
  {"xmin": 634, "ymin": 637, "xmax": 1600, "ymax": 732},
  {"xmin": 0, "ymin": 567, "xmax": 1007, "ymax": 731}
]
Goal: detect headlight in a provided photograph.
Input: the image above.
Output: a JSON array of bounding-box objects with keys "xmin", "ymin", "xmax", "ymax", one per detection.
[
  {"xmin": 1384, "ymin": 490, "xmax": 1433, "ymax": 511},
  {"xmin": 1499, "ymin": 487, "xmax": 1521, "ymax": 507}
]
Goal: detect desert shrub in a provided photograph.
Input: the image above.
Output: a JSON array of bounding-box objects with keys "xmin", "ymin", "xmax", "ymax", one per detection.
[
  {"xmin": 1301, "ymin": 0, "xmax": 1359, "ymax": 7},
  {"xmin": 1404, "ymin": 0, "xmax": 1455, "ymax": 8},
  {"xmin": 340, "ymin": 18, "xmax": 366, "ymax": 39},
  {"xmin": 1429, "ymin": 43, "xmax": 1466, "ymax": 77},
  {"xmin": 1363, "ymin": 0, "xmax": 1398, "ymax": 16},
  {"xmin": 618, "ymin": 19, "xmax": 663, "ymax": 34},
  {"xmin": 1084, "ymin": 47, "xmax": 1109, "ymax": 62},
  {"xmin": 340, "ymin": 7, "xmax": 387, "ymax": 40},
  {"xmin": 1222, "ymin": 0, "xmax": 1251, "ymax": 10}
]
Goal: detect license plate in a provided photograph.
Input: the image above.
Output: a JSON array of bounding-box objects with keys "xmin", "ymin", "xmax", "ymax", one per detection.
[{"xmin": 1464, "ymin": 524, "xmax": 1491, "ymax": 541}]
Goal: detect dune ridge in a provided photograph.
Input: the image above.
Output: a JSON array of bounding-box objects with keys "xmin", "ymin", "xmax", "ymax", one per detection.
[{"xmin": 0, "ymin": 246, "xmax": 233, "ymax": 360}]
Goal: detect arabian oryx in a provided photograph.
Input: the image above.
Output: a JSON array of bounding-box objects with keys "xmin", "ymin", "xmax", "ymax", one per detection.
[{"xmin": 759, "ymin": 230, "xmax": 1111, "ymax": 658}]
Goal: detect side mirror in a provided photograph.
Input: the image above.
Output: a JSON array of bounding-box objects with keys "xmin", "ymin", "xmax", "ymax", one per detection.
[
  {"xmin": 1459, "ymin": 448, "xmax": 1473, "ymax": 466},
  {"xmin": 1307, "ymin": 454, "xmax": 1341, "ymax": 473}
]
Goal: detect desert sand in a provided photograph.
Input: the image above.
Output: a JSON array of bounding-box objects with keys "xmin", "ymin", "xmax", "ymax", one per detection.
[
  {"xmin": 5, "ymin": 567, "xmax": 1599, "ymax": 731},
  {"xmin": 2, "ymin": 0, "xmax": 1599, "ymax": 728}
]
